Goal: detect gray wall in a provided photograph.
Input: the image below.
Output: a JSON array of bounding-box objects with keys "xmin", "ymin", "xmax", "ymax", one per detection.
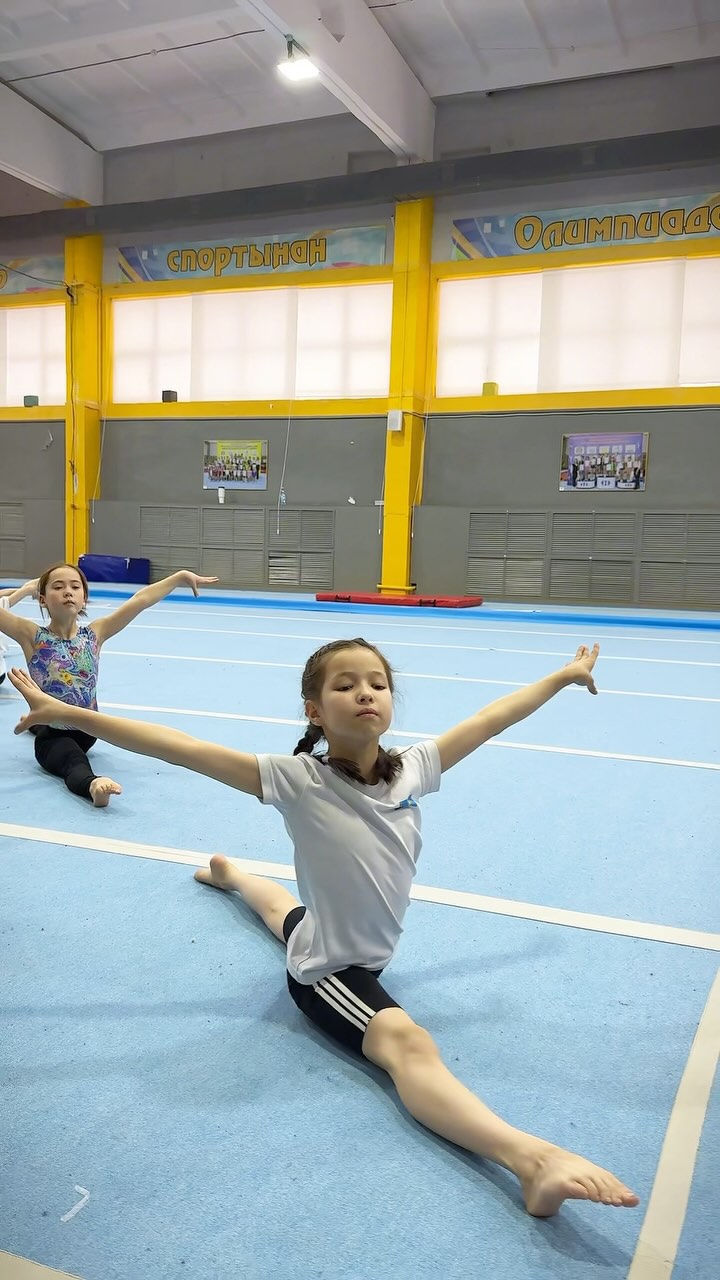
[
  {"xmin": 3, "ymin": 409, "xmax": 717, "ymax": 608},
  {"xmin": 411, "ymin": 408, "xmax": 720, "ymax": 608},
  {"xmin": 103, "ymin": 62, "xmax": 720, "ymax": 204},
  {"xmin": 0, "ymin": 419, "xmax": 65, "ymax": 577},
  {"xmin": 91, "ymin": 416, "xmax": 386, "ymax": 592}
]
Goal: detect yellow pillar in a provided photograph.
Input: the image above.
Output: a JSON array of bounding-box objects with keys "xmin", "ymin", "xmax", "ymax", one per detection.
[
  {"xmin": 379, "ymin": 198, "xmax": 433, "ymax": 595},
  {"xmin": 64, "ymin": 235, "xmax": 103, "ymax": 564}
]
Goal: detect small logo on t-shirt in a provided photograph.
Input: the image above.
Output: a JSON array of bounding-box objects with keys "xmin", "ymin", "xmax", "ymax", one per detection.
[{"xmin": 396, "ymin": 794, "xmax": 418, "ymax": 809}]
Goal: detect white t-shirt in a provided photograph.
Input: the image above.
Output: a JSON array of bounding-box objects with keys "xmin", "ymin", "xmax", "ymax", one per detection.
[{"xmin": 257, "ymin": 740, "xmax": 442, "ymax": 984}]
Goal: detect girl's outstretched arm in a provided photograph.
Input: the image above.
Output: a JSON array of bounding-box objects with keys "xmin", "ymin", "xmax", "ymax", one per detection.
[
  {"xmin": 91, "ymin": 571, "xmax": 219, "ymax": 645},
  {"xmin": 0, "ymin": 578, "xmax": 38, "ymax": 607},
  {"xmin": 434, "ymin": 644, "xmax": 600, "ymax": 773},
  {"xmin": 0, "ymin": 583, "xmax": 39, "ymax": 649},
  {"xmin": 9, "ymin": 668, "xmax": 261, "ymax": 797}
]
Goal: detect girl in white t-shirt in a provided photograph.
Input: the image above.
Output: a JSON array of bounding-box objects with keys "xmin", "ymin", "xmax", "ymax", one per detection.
[{"xmin": 8, "ymin": 638, "xmax": 638, "ymax": 1219}]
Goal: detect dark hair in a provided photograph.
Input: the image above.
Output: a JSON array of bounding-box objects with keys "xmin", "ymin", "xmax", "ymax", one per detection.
[
  {"xmin": 293, "ymin": 638, "xmax": 402, "ymax": 786},
  {"xmin": 38, "ymin": 562, "xmax": 90, "ymax": 618}
]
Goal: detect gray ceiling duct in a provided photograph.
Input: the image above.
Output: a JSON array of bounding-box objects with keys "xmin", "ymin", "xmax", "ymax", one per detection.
[{"xmin": 1, "ymin": 126, "xmax": 718, "ymax": 245}]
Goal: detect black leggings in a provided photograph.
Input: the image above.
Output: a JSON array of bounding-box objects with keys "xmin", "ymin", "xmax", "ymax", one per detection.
[{"xmin": 31, "ymin": 726, "xmax": 98, "ymax": 800}]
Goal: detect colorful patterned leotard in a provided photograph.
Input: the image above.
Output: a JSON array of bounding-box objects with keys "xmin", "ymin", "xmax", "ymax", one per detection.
[{"xmin": 29, "ymin": 625, "xmax": 99, "ymax": 730}]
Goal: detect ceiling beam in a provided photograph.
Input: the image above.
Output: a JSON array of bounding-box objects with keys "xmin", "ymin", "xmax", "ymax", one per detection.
[
  {"xmin": 243, "ymin": 0, "xmax": 435, "ymax": 161},
  {"xmin": 603, "ymin": 0, "xmax": 628, "ymax": 56},
  {"xmin": 0, "ymin": 85, "xmax": 103, "ymax": 204}
]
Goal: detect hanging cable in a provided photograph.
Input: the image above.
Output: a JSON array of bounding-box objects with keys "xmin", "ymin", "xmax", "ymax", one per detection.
[
  {"xmin": 6, "ymin": 28, "xmax": 265, "ymax": 83},
  {"xmin": 90, "ymin": 288, "xmax": 108, "ymax": 526},
  {"xmin": 276, "ymin": 398, "xmax": 294, "ymax": 536},
  {"xmin": 0, "ymin": 262, "xmax": 67, "ymax": 288}
]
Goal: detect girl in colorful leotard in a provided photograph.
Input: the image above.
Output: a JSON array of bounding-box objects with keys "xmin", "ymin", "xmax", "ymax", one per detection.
[{"xmin": 0, "ymin": 561, "xmax": 216, "ymax": 806}]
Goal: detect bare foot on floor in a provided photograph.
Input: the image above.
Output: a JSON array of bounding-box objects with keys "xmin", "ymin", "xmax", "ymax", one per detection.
[
  {"xmin": 519, "ymin": 1144, "xmax": 639, "ymax": 1217},
  {"xmin": 89, "ymin": 777, "xmax": 123, "ymax": 808},
  {"xmin": 194, "ymin": 854, "xmax": 234, "ymax": 889}
]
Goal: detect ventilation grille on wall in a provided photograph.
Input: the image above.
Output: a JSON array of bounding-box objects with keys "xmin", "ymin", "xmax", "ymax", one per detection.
[
  {"xmin": 551, "ymin": 511, "xmax": 637, "ymax": 556},
  {"xmin": 0, "ymin": 503, "xmax": 25, "ymax": 573},
  {"xmin": 139, "ymin": 505, "xmax": 335, "ymax": 588},
  {"xmin": 642, "ymin": 513, "xmax": 720, "ymax": 557},
  {"xmin": 267, "ymin": 509, "xmax": 334, "ymax": 587},
  {"xmin": 467, "ymin": 511, "xmax": 547, "ymax": 599},
  {"xmin": 637, "ymin": 514, "xmax": 720, "ymax": 607},
  {"xmin": 269, "ymin": 509, "xmax": 335, "ymax": 550},
  {"xmin": 199, "ymin": 548, "xmax": 265, "ymax": 584},
  {"xmin": 550, "ymin": 559, "xmax": 635, "ymax": 602},
  {"xmin": 140, "ymin": 506, "xmax": 199, "ymax": 547},
  {"xmin": 466, "ymin": 509, "xmax": 719, "ymax": 607},
  {"xmin": 466, "ymin": 558, "xmax": 544, "ymax": 598},
  {"xmin": 201, "ymin": 509, "xmax": 265, "ymax": 548},
  {"xmin": 639, "ymin": 562, "xmax": 720, "ymax": 608}
]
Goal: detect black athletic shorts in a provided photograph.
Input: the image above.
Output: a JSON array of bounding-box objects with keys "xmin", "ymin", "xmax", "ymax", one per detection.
[{"xmin": 283, "ymin": 906, "xmax": 401, "ymax": 1057}]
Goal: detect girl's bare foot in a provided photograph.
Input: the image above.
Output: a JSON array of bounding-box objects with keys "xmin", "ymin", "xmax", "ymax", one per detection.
[
  {"xmin": 194, "ymin": 854, "xmax": 235, "ymax": 889},
  {"xmin": 89, "ymin": 777, "xmax": 122, "ymax": 808},
  {"xmin": 518, "ymin": 1143, "xmax": 639, "ymax": 1217},
  {"xmin": 194, "ymin": 858, "xmax": 299, "ymax": 942}
]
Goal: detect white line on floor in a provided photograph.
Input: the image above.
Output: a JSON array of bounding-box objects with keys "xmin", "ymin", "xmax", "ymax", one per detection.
[
  {"xmin": 627, "ymin": 967, "xmax": 720, "ymax": 1280},
  {"xmin": 87, "ymin": 702, "xmax": 718, "ymax": 772},
  {"xmin": 1, "ymin": 823, "xmax": 719, "ymax": 954},
  {"xmin": 2, "ymin": 690, "xmax": 715, "ymax": 769},
  {"xmin": 108, "ymin": 629, "xmax": 720, "ymax": 669},
  {"xmin": 103, "ymin": 647, "xmax": 720, "ymax": 701}
]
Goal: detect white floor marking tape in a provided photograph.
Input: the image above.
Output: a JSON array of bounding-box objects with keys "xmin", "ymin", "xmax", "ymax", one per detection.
[
  {"xmin": 102, "ymin": 648, "xmax": 720, "ymax": 703},
  {"xmin": 3, "ymin": 689, "xmax": 717, "ymax": 770},
  {"xmin": 627, "ymin": 967, "xmax": 720, "ymax": 1280},
  {"xmin": 2, "ymin": 823, "xmax": 719, "ymax": 953},
  {"xmin": 105, "ymin": 633, "xmax": 720, "ymax": 670},
  {"xmin": 89, "ymin": 702, "xmax": 720, "ymax": 772}
]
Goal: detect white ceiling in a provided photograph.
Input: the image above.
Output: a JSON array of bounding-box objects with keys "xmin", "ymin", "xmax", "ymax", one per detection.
[
  {"xmin": 0, "ymin": 0, "xmax": 718, "ymax": 153},
  {"xmin": 376, "ymin": 0, "xmax": 720, "ymax": 97}
]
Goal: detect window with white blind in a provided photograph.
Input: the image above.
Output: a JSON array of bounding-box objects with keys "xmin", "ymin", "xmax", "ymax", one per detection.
[
  {"xmin": 295, "ymin": 283, "xmax": 392, "ymax": 397},
  {"xmin": 679, "ymin": 257, "xmax": 720, "ymax": 385},
  {"xmin": 436, "ymin": 257, "xmax": 720, "ymax": 397},
  {"xmin": 0, "ymin": 305, "xmax": 66, "ymax": 406},
  {"xmin": 112, "ymin": 283, "xmax": 393, "ymax": 402},
  {"xmin": 436, "ymin": 274, "xmax": 542, "ymax": 396},
  {"xmin": 113, "ymin": 296, "xmax": 193, "ymax": 402}
]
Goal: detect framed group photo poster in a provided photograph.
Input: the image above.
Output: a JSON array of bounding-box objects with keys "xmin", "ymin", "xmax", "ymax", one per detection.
[
  {"xmin": 203, "ymin": 439, "xmax": 268, "ymax": 490},
  {"xmin": 560, "ymin": 432, "xmax": 648, "ymax": 491}
]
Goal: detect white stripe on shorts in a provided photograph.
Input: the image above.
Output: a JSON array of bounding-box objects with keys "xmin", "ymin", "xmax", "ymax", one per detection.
[{"xmin": 314, "ymin": 974, "xmax": 376, "ymax": 1031}]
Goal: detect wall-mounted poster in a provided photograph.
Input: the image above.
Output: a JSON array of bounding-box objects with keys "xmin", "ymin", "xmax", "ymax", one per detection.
[
  {"xmin": 203, "ymin": 439, "xmax": 268, "ymax": 490},
  {"xmin": 560, "ymin": 432, "xmax": 648, "ymax": 491}
]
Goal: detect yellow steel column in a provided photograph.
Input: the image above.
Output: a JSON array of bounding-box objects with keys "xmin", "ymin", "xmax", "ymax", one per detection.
[
  {"xmin": 64, "ymin": 235, "xmax": 103, "ymax": 563},
  {"xmin": 378, "ymin": 198, "xmax": 433, "ymax": 595}
]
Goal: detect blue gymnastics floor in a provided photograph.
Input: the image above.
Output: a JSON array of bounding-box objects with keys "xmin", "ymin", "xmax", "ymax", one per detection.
[{"xmin": 1, "ymin": 590, "xmax": 718, "ymax": 1280}]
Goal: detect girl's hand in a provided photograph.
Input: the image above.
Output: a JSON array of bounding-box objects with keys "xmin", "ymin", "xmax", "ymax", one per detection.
[
  {"xmin": 8, "ymin": 668, "xmax": 60, "ymax": 732},
  {"xmin": 23, "ymin": 577, "xmax": 40, "ymax": 598},
  {"xmin": 564, "ymin": 643, "xmax": 600, "ymax": 694},
  {"xmin": 181, "ymin": 573, "xmax": 219, "ymax": 597}
]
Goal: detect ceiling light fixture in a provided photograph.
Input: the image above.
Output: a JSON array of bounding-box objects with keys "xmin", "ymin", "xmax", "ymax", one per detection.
[{"xmin": 277, "ymin": 36, "xmax": 319, "ymax": 82}]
